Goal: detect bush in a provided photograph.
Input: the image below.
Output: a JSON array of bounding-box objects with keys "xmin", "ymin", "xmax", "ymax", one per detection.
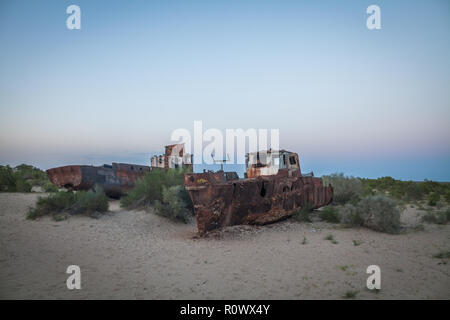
[
  {"xmin": 15, "ymin": 178, "xmax": 32, "ymax": 192},
  {"xmin": 324, "ymin": 234, "xmax": 334, "ymax": 241},
  {"xmin": 27, "ymin": 192, "xmax": 74, "ymax": 219},
  {"xmin": 339, "ymin": 195, "xmax": 401, "ymax": 234},
  {"xmin": 27, "ymin": 189, "xmax": 109, "ymax": 220},
  {"xmin": 353, "ymin": 240, "xmax": 362, "ymax": 246},
  {"xmin": 44, "ymin": 181, "xmax": 59, "ymax": 192},
  {"xmin": 422, "ymin": 209, "xmax": 450, "ymax": 225},
  {"xmin": 339, "ymin": 204, "xmax": 364, "ymax": 226},
  {"xmin": 433, "ymin": 250, "xmax": 450, "ymax": 259},
  {"xmin": 121, "ymin": 168, "xmax": 187, "ymax": 208},
  {"xmin": 121, "ymin": 168, "xmax": 194, "ymax": 223},
  {"xmin": 357, "ymin": 195, "xmax": 401, "ymax": 233},
  {"xmin": 71, "ymin": 189, "xmax": 109, "ymax": 214},
  {"xmin": 357, "ymin": 177, "xmax": 450, "ymax": 202},
  {"xmin": 292, "ymin": 202, "xmax": 313, "ymax": 222},
  {"xmin": 322, "ymin": 173, "xmax": 362, "ymax": 205},
  {"xmin": 427, "ymin": 192, "xmax": 440, "ymax": 206},
  {"xmin": 0, "ymin": 164, "xmax": 54, "ymax": 192},
  {"xmin": 421, "ymin": 180, "xmax": 441, "ymax": 195},
  {"xmin": 324, "ymin": 233, "xmax": 338, "ymax": 244},
  {"xmin": 405, "ymin": 183, "xmax": 423, "ymax": 201},
  {"xmin": 343, "ymin": 290, "xmax": 358, "ymax": 299},
  {"xmin": 154, "ymin": 186, "xmax": 192, "ymax": 223},
  {"xmin": 0, "ymin": 165, "xmax": 17, "ymax": 191},
  {"xmin": 445, "ymin": 190, "xmax": 450, "ymax": 203},
  {"xmin": 319, "ymin": 206, "xmax": 340, "ymax": 223}
]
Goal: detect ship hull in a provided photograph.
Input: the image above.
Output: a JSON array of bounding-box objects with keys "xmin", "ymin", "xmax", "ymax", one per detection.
[
  {"xmin": 184, "ymin": 169, "xmax": 333, "ymax": 234},
  {"xmin": 47, "ymin": 163, "xmax": 150, "ymax": 198}
]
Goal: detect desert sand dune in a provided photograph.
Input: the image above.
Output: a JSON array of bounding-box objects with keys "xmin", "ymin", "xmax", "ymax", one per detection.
[{"xmin": 0, "ymin": 193, "xmax": 448, "ymax": 299}]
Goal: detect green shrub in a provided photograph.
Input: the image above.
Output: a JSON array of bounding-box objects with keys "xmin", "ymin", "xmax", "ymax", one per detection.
[
  {"xmin": 0, "ymin": 165, "xmax": 16, "ymax": 191},
  {"xmin": 357, "ymin": 195, "xmax": 401, "ymax": 233},
  {"xmin": 358, "ymin": 177, "xmax": 450, "ymax": 202},
  {"xmin": 27, "ymin": 192, "xmax": 74, "ymax": 219},
  {"xmin": 44, "ymin": 181, "xmax": 59, "ymax": 192},
  {"xmin": 422, "ymin": 209, "xmax": 450, "ymax": 225},
  {"xmin": 120, "ymin": 168, "xmax": 193, "ymax": 223},
  {"xmin": 444, "ymin": 190, "xmax": 450, "ymax": 203},
  {"xmin": 359, "ymin": 177, "xmax": 450, "ymax": 201},
  {"xmin": 446, "ymin": 209, "xmax": 450, "ymax": 221},
  {"xmin": 324, "ymin": 234, "xmax": 334, "ymax": 241},
  {"xmin": 121, "ymin": 168, "xmax": 187, "ymax": 208},
  {"xmin": 324, "ymin": 234, "xmax": 338, "ymax": 244},
  {"xmin": 339, "ymin": 195, "xmax": 401, "ymax": 234},
  {"xmin": 319, "ymin": 206, "xmax": 340, "ymax": 223},
  {"xmin": 427, "ymin": 192, "xmax": 440, "ymax": 206},
  {"xmin": 433, "ymin": 250, "xmax": 450, "ymax": 259},
  {"xmin": 15, "ymin": 178, "xmax": 32, "ymax": 192},
  {"xmin": 292, "ymin": 202, "xmax": 313, "ymax": 222},
  {"xmin": 0, "ymin": 164, "xmax": 54, "ymax": 192},
  {"xmin": 153, "ymin": 185, "xmax": 192, "ymax": 223},
  {"xmin": 27, "ymin": 189, "xmax": 109, "ymax": 220},
  {"xmin": 421, "ymin": 180, "xmax": 441, "ymax": 195},
  {"xmin": 322, "ymin": 173, "xmax": 362, "ymax": 205},
  {"xmin": 71, "ymin": 189, "xmax": 109, "ymax": 214},
  {"xmin": 405, "ymin": 183, "xmax": 423, "ymax": 201},
  {"xmin": 339, "ymin": 204, "xmax": 364, "ymax": 226},
  {"xmin": 343, "ymin": 290, "xmax": 358, "ymax": 299}
]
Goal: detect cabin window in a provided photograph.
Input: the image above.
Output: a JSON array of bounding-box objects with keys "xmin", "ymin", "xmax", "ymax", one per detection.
[
  {"xmin": 131, "ymin": 166, "xmax": 134, "ymax": 171},
  {"xmin": 274, "ymin": 156, "xmax": 279, "ymax": 166},
  {"xmin": 289, "ymin": 156, "xmax": 296, "ymax": 165}
]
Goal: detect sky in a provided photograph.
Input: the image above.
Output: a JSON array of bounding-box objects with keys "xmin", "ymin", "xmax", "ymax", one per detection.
[{"xmin": 0, "ymin": 0, "xmax": 449, "ymax": 180}]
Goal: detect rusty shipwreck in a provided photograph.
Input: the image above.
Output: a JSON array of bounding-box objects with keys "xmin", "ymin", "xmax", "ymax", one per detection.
[
  {"xmin": 47, "ymin": 163, "xmax": 151, "ymax": 198},
  {"xmin": 47, "ymin": 143, "xmax": 193, "ymax": 197},
  {"xmin": 184, "ymin": 150, "xmax": 333, "ymax": 234}
]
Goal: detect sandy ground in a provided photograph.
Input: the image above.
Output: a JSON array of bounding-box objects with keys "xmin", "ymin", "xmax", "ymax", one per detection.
[{"xmin": 0, "ymin": 192, "xmax": 449, "ymax": 300}]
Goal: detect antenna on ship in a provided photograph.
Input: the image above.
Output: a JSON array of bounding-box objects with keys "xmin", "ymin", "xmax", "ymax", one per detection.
[{"xmin": 211, "ymin": 152, "xmax": 230, "ymax": 172}]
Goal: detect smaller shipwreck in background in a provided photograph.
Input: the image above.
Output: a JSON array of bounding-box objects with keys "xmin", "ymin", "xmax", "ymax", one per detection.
[
  {"xmin": 185, "ymin": 149, "xmax": 333, "ymax": 234},
  {"xmin": 150, "ymin": 143, "xmax": 193, "ymax": 171},
  {"xmin": 47, "ymin": 163, "xmax": 151, "ymax": 198},
  {"xmin": 47, "ymin": 143, "xmax": 192, "ymax": 197}
]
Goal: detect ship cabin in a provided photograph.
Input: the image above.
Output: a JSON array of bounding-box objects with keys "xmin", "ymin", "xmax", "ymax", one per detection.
[{"xmin": 245, "ymin": 149, "xmax": 302, "ymax": 178}]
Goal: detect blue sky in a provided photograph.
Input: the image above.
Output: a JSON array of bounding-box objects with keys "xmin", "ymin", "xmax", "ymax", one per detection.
[{"xmin": 0, "ymin": 0, "xmax": 449, "ymax": 180}]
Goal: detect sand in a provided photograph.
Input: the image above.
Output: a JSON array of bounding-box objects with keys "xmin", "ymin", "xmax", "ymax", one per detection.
[{"xmin": 0, "ymin": 192, "xmax": 449, "ymax": 299}]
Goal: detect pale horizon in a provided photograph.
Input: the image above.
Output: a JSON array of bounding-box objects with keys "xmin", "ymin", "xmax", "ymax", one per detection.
[{"xmin": 1, "ymin": 0, "xmax": 449, "ymax": 181}]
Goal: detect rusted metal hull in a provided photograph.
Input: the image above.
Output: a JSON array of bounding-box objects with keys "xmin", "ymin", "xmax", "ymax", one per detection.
[
  {"xmin": 47, "ymin": 163, "xmax": 150, "ymax": 198},
  {"xmin": 184, "ymin": 169, "xmax": 333, "ymax": 234}
]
